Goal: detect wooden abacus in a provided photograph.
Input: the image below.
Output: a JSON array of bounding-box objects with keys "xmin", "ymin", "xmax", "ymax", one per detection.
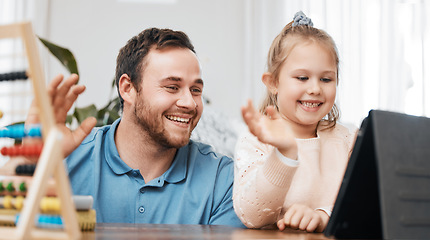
[{"xmin": 0, "ymin": 22, "xmax": 81, "ymax": 239}]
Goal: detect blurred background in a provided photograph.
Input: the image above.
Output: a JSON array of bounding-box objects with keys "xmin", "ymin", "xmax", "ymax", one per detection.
[{"xmin": 0, "ymin": 0, "xmax": 429, "ymax": 157}]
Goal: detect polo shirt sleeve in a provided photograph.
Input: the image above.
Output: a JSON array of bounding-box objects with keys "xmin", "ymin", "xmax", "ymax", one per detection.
[{"xmin": 209, "ymin": 156, "xmax": 247, "ymax": 228}]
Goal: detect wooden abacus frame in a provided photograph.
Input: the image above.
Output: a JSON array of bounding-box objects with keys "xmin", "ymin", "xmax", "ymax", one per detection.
[{"xmin": 0, "ymin": 22, "xmax": 81, "ymax": 239}]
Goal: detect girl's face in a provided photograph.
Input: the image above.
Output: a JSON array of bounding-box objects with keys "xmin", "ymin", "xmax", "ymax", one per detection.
[{"xmin": 276, "ymin": 41, "xmax": 337, "ymax": 131}]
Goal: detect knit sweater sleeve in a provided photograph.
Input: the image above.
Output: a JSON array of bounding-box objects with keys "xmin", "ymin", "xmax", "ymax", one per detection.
[{"xmin": 233, "ymin": 131, "xmax": 298, "ymax": 228}]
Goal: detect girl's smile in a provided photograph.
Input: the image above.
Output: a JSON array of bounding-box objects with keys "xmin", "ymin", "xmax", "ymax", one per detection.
[{"xmin": 298, "ymin": 100, "xmax": 323, "ymax": 111}]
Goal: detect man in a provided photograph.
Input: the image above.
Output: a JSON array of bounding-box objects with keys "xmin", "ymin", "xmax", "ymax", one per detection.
[{"xmin": 30, "ymin": 28, "xmax": 244, "ymax": 227}]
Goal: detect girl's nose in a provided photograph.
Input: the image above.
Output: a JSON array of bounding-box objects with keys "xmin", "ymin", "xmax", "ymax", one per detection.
[{"xmin": 307, "ymin": 79, "xmax": 321, "ymax": 95}]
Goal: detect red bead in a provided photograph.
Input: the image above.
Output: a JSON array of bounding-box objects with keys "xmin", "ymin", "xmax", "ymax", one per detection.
[{"xmin": 0, "ymin": 144, "xmax": 43, "ymax": 156}]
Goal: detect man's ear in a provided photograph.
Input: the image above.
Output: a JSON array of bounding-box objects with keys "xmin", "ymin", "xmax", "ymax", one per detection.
[
  {"xmin": 262, "ymin": 72, "xmax": 277, "ymax": 95},
  {"xmin": 118, "ymin": 74, "xmax": 135, "ymax": 105}
]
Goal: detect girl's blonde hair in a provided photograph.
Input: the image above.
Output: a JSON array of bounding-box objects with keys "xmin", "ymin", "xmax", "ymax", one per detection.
[{"xmin": 260, "ymin": 21, "xmax": 340, "ymax": 130}]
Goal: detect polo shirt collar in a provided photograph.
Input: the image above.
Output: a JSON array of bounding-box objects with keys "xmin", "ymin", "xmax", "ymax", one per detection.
[
  {"xmin": 162, "ymin": 143, "xmax": 188, "ymax": 183},
  {"xmin": 104, "ymin": 118, "xmax": 188, "ymax": 183},
  {"xmin": 104, "ymin": 118, "xmax": 132, "ymax": 175}
]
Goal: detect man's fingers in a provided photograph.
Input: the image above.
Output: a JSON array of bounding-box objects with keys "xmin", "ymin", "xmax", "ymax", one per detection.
[
  {"xmin": 56, "ymin": 74, "xmax": 79, "ymax": 98},
  {"xmin": 61, "ymin": 117, "xmax": 97, "ymax": 157},
  {"xmin": 64, "ymin": 84, "xmax": 86, "ymax": 109},
  {"xmin": 73, "ymin": 117, "xmax": 97, "ymax": 144},
  {"xmin": 48, "ymin": 75, "xmax": 84, "ymax": 124},
  {"xmin": 47, "ymin": 74, "xmax": 64, "ymax": 101},
  {"xmin": 52, "ymin": 74, "xmax": 79, "ymax": 110},
  {"xmin": 55, "ymin": 84, "xmax": 86, "ymax": 122},
  {"xmin": 47, "ymin": 74, "xmax": 64, "ymax": 93},
  {"xmin": 26, "ymin": 100, "xmax": 40, "ymax": 125}
]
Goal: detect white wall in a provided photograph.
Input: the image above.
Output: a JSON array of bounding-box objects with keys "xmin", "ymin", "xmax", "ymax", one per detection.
[
  {"xmin": 33, "ymin": 0, "xmax": 430, "ymax": 128},
  {"xmin": 35, "ymin": 0, "xmax": 246, "ymax": 119}
]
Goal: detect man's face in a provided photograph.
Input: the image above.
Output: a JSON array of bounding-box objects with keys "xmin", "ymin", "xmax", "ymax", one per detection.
[{"xmin": 132, "ymin": 47, "xmax": 203, "ymax": 149}]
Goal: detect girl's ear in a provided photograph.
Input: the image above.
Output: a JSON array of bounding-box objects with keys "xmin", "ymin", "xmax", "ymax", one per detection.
[
  {"xmin": 118, "ymin": 74, "xmax": 136, "ymax": 105},
  {"xmin": 262, "ymin": 72, "xmax": 277, "ymax": 95}
]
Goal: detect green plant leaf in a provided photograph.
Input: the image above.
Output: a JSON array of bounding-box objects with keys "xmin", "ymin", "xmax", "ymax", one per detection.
[
  {"xmin": 38, "ymin": 39, "xmax": 122, "ymax": 127},
  {"xmin": 38, "ymin": 36, "xmax": 79, "ymax": 76},
  {"xmin": 68, "ymin": 98, "xmax": 121, "ymax": 127},
  {"xmin": 66, "ymin": 114, "xmax": 74, "ymax": 125},
  {"xmin": 98, "ymin": 97, "xmax": 121, "ymax": 126},
  {"xmin": 73, "ymin": 104, "xmax": 98, "ymax": 124}
]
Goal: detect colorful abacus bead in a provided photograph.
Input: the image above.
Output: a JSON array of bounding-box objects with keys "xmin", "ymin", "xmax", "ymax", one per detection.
[
  {"xmin": 26, "ymin": 125, "xmax": 42, "ymax": 137},
  {"xmin": 15, "ymin": 164, "xmax": 37, "ymax": 176},
  {"xmin": 19, "ymin": 182, "xmax": 26, "ymax": 192},
  {"xmin": 6, "ymin": 182, "xmax": 15, "ymax": 192},
  {"xmin": 0, "ymin": 180, "xmax": 28, "ymax": 196},
  {"xmin": 0, "ymin": 124, "xmax": 42, "ymax": 139},
  {"xmin": 0, "ymin": 71, "xmax": 27, "ymax": 81},
  {"xmin": 1, "ymin": 195, "xmax": 13, "ymax": 209},
  {"xmin": 14, "ymin": 196, "xmax": 24, "ymax": 210},
  {"xmin": 1, "ymin": 144, "xmax": 43, "ymax": 156}
]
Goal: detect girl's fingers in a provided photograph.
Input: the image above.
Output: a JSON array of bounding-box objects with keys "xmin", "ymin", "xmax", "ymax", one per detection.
[
  {"xmin": 283, "ymin": 207, "xmax": 295, "ymax": 227},
  {"xmin": 277, "ymin": 219, "xmax": 286, "ymax": 231},
  {"xmin": 315, "ymin": 210, "xmax": 329, "ymax": 232},
  {"xmin": 241, "ymin": 100, "xmax": 259, "ymax": 129},
  {"xmin": 281, "ymin": 205, "xmax": 325, "ymax": 233},
  {"xmin": 306, "ymin": 217, "xmax": 320, "ymax": 232},
  {"xmin": 289, "ymin": 211, "xmax": 303, "ymax": 229},
  {"xmin": 265, "ymin": 106, "xmax": 279, "ymax": 120},
  {"xmin": 298, "ymin": 214, "xmax": 312, "ymax": 231}
]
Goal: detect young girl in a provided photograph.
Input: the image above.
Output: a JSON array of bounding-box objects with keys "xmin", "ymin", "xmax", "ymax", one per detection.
[{"xmin": 233, "ymin": 11, "xmax": 357, "ymax": 232}]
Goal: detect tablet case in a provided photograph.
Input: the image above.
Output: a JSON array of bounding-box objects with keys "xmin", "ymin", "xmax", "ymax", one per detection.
[{"xmin": 324, "ymin": 110, "xmax": 430, "ymax": 239}]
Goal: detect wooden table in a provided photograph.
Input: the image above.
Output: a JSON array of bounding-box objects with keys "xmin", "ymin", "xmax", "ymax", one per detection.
[{"xmin": 81, "ymin": 223, "xmax": 332, "ymax": 240}]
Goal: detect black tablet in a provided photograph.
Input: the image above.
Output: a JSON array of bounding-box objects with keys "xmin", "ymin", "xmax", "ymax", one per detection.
[{"xmin": 324, "ymin": 110, "xmax": 430, "ymax": 239}]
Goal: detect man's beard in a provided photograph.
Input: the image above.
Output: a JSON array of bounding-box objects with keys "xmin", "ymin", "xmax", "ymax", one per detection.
[{"xmin": 133, "ymin": 97, "xmax": 193, "ymax": 149}]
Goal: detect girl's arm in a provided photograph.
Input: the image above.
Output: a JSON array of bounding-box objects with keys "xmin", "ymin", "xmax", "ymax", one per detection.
[
  {"xmin": 233, "ymin": 131, "xmax": 298, "ymax": 228},
  {"xmin": 233, "ymin": 100, "xmax": 299, "ymax": 228}
]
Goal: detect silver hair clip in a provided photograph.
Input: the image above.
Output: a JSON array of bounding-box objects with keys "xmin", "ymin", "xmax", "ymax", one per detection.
[{"xmin": 292, "ymin": 11, "xmax": 313, "ymax": 27}]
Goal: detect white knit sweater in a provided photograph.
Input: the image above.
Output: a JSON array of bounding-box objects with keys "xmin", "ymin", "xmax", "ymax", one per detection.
[{"xmin": 233, "ymin": 122, "xmax": 358, "ymax": 228}]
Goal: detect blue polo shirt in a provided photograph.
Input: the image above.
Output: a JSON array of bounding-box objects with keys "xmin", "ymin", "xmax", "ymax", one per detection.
[{"xmin": 65, "ymin": 118, "xmax": 245, "ymax": 228}]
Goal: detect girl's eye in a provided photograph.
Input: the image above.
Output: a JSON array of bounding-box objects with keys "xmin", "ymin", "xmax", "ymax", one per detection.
[
  {"xmin": 320, "ymin": 78, "xmax": 332, "ymax": 83},
  {"xmin": 297, "ymin": 76, "xmax": 308, "ymax": 81}
]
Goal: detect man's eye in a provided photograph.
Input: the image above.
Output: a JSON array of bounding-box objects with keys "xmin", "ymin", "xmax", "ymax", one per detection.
[
  {"xmin": 166, "ymin": 86, "xmax": 178, "ymax": 90},
  {"xmin": 191, "ymin": 88, "xmax": 202, "ymax": 94},
  {"xmin": 297, "ymin": 76, "xmax": 308, "ymax": 81}
]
